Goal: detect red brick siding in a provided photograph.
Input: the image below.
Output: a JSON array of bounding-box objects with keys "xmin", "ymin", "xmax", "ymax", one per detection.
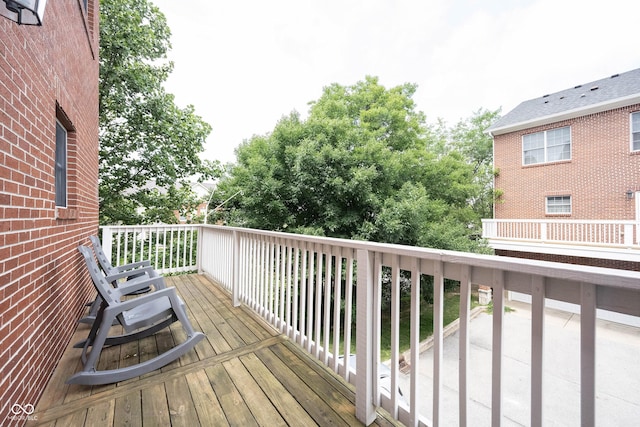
[
  {"xmin": 494, "ymin": 105, "xmax": 640, "ymax": 220},
  {"xmin": 0, "ymin": 1, "xmax": 99, "ymax": 425},
  {"xmin": 496, "ymin": 250, "xmax": 640, "ymax": 271}
]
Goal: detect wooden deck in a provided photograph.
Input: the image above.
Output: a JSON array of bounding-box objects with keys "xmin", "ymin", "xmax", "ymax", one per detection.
[{"xmin": 33, "ymin": 274, "xmax": 401, "ymax": 426}]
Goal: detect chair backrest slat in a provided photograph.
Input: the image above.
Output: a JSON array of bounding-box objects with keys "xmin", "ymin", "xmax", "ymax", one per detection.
[
  {"xmin": 89, "ymin": 235, "xmax": 116, "ymax": 275},
  {"xmin": 78, "ymin": 245, "xmax": 120, "ymax": 304}
]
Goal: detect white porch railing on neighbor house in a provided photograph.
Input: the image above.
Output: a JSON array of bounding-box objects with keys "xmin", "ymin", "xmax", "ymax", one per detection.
[
  {"xmin": 101, "ymin": 224, "xmax": 640, "ymax": 427},
  {"xmin": 482, "ymin": 219, "xmax": 640, "ymax": 248}
]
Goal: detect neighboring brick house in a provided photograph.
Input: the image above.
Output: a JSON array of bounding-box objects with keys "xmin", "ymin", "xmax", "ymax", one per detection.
[
  {"xmin": 0, "ymin": 1, "xmax": 99, "ymax": 424},
  {"xmin": 484, "ymin": 68, "xmax": 640, "ymax": 270}
]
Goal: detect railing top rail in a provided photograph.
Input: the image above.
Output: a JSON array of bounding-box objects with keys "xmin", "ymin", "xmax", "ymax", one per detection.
[
  {"xmin": 482, "ymin": 218, "xmax": 638, "ymax": 225},
  {"xmin": 100, "ymin": 224, "xmax": 198, "ymax": 230},
  {"xmin": 101, "ymin": 223, "xmax": 640, "ymax": 290},
  {"xmin": 197, "ymin": 224, "xmax": 640, "ymax": 291}
]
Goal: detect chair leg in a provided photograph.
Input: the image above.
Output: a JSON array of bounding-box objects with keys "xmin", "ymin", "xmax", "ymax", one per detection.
[
  {"xmin": 78, "ymin": 295, "xmax": 103, "ymax": 325},
  {"xmin": 79, "ymin": 304, "xmax": 105, "ymax": 364},
  {"xmin": 80, "ymin": 310, "xmax": 118, "ymax": 373}
]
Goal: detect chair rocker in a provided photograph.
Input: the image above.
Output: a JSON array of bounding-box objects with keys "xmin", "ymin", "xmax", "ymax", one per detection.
[
  {"xmin": 68, "ymin": 246, "xmax": 205, "ymax": 385},
  {"xmin": 79, "ymin": 236, "xmax": 163, "ymax": 325}
]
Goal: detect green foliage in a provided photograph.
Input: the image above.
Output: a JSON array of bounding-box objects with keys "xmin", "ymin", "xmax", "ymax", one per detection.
[
  {"xmin": 112, "ymin": 230, "xmax": 198, "ymax": 272},
  {"xmin": 214, "ymin": 77, "xmax": 493, "ymax": 254},
  {"xmin": 449, "ymin": 107, "xmax": 502, "ymax": 220},
  {"xmin": 98, "ymin": 0, "xmax": 220, "ymax": 225}
]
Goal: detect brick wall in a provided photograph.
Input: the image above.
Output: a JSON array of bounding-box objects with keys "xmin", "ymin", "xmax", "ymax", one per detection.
[
  {"xmin": 496, "ymin": 250, "xmax": 640, "ymax": 271},
  {"xmin": 0, "ymin": 1, "xmax": 99, "ymax": 425},
  {"xmin": 494, "ymin": 104, "xmax": 640, "ymax": 220}
]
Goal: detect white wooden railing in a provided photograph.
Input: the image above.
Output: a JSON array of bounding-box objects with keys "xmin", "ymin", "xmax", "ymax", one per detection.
[
  {"xmin": 101, "ymin": 225, "xmax": 199, "ymax": 275},
  {"xmin": 482, "ymin": 219, "xmax": 640, "ymax": 247},
  {"xmin": 102, "ymin": 224, "xmax": 640, "ymax": 427}
]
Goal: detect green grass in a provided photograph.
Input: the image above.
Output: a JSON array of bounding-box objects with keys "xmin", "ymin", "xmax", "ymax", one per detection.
[
  {"xmin": 483, "ymin": 299, "xmax": 515, "ymax": 314},
  {"xmin": 378, "ymin": 292, "xmax": 475, "ymax": 361},
  {"xmin": 335, "ymin": 290, "xmax": 480, "ymax": 361}
]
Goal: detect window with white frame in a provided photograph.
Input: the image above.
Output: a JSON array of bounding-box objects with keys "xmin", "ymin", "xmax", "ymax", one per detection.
[
  {"xmin": 546, "ymin": 195, "xmax": 571, "ymax": 214},
  {"xmin": 523, "ymin": 126, "xmax": 571, "ymax": 165},
  {"xmin": 55, "ymin": 120, "xmax": 67, "ymax": 207},
  {"xmin": 632, "ymin": 112, "xmax": 640, "ymax": 152}
]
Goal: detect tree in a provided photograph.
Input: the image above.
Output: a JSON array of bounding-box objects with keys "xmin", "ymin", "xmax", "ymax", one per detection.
[
  {"xmin": 449, "ymin": 108, "xmax": 501, "ymax": 220},
  {"xmin": 213, "ymin": 77, "xmax": 489, "ymax": 253},
  {"xmin": 99, "ymin": 0, "xmax": 219, "ymax": 224}
]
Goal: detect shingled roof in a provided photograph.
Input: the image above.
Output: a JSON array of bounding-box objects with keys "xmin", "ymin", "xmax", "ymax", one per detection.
[{"xmin": 488, "ymin": 68, "xmax": 640, "ymax": 135}]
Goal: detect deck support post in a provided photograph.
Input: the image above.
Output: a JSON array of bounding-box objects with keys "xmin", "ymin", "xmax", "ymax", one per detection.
[{"xmin": 356, "ymin": 249, "xmax": 376, "ymax": 425}]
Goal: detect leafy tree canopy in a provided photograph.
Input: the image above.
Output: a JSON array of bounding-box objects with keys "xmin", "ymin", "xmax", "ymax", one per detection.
[
  {"xmin": 99, "ymin": 0, "xmax": 220, "ymax": 224},
  {"xmin": 213, "ymin": 76, "xmax": 496, "ymax": 253},
  {"xmin": 448, "ymin": 107, "xmax": 502, "ymax": 220}
]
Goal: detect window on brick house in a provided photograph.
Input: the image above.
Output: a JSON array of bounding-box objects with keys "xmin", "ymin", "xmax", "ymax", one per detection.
[
  {"xmin": 632, "ymin": 112, "xmax": 640, "ymax": 152},
  {"xmin": 523, "ymin": 126, "xmax": 571, "ymax": 165},
  {"xmin": 55, "ymin": 120, "xmax": 67, "ymax": 207},
  {"xmin": 546, "ymin": 195, "xmax": 571, "ymax": 214}
]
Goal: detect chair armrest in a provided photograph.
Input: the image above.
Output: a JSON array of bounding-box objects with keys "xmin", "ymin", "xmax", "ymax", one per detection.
[
  {"xmin": 107, "ymin": 287, "xmax": 179, "ymax": 314},
  {"xmin": 105, "ymin": 265, "xmax": 158, "ymax": 283},
  {"xmin": 114, "ymin": 260, "xmax": 151, "ymax": 272},
  {"xmin": 117, "ymin": 274, "xmax": 166, "ymax": 295}
]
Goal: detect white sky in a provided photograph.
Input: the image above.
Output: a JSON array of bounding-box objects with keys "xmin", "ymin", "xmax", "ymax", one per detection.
[{"xmin": 152, "ymin": 0, "xmax": 639, "ymax": 165}]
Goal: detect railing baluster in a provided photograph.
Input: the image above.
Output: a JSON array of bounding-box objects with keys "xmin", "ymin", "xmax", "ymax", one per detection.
[
  {"xmin": 298, "ymin": 244, "xmax": 307, "ymax": 348},
  {"xmin": 122, "ymin": 231, "xmax": 128, "ymax": 265},
  {"xmin": 409, "ymin": 257, "xmax": 420, "ymax": 427},
  {"xmin": 306, "ymin": 246, "xmax": 315, "ymax": 354},
  {"xmin": 314, "ymin": 248, "xmax": 323, "ymax": 359},
  {"xmin": 269, "ymin": 238, "xmax": 276, "ymax": 322},
  {"xmin": 332, "ymin": 249, "xmax": 343, "ymax": 372},
  {"xmin": 492, "ymin": 270, "xmax": 505, "ymax": 427},
  {"xmin": 581, "ymin": 282, "xmax": 596, "ymax": 427},
  {"xmin": 373, "ymin": 252, "xmax": 382, "ymax": 407},
  {"xmin": 284, "ymin": 242, "xmax": 293, "ymax": 335},
  {"xmin": 343, "ymin": 250, "xmax": 354, "ymax": 382},
  {"xmin": 531, "ymin": 275, "xmax": 545, "ymax": 427},
  {"xmin": 459, "ymin": 265, "xmax": 471, "ymax": 426},
  {"xmin": 229, "ymin": 231, "xmax": 238, "ymax": 306},
  {"xmin": 390, "ymin": 254, "xmax": 400, "ymax": 418},
  {"xmin": 323, "ymin": 250, "xmax": 332, "ymax": 364},
  {"xmin": 258, "ymin": 237, "xmax": 265, "ymax": 314},
  {"xmin": 273, "ymin": 240, "xmax": 280, "ymax": 325},
  {"xmin": 433, "ymin": 260, "xmax": 444, "ymax": 427},
  {"xmin": 290, "ymin": 244, "xmax": 299, "ymax": 340}
]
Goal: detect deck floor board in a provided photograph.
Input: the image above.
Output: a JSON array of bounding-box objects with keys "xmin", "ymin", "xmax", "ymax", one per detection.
[{"xmin": 33, "ymin": 274, "xmax": 402, "ymax": 426}]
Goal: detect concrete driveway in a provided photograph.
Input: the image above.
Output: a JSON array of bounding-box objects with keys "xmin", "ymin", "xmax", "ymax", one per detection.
[{"xmin": 397, "ymin": 300, "xmax": 640, "ymax": 426}]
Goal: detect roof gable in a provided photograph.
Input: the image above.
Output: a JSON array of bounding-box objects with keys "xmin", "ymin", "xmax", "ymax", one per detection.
[{"xmin": 488, "ymin": 68, "xmax": 640, "ymax": 135}]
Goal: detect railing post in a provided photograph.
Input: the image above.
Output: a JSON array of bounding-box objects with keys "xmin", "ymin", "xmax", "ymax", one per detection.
[
  {"xmin": 623, "ymin": 223, "xmax": 633, "ymax": 246},
  {"xmin": 356, "ymin": 249, "xmax": 376, "ymax": 425},
  {"xmin": 101, "ymin": 226, "xmax": 113, "ymax": 264},
  {"xmin": 540, "ymin": 222, "xmax": 547, "ymax": 241},
  {"xmin": 196, "ymin": 225, "xmax": 203, "ymax": 274},
  {"xmin": 232, "ymin": 230, "xmax": 241, "ymax": 307},
  {"xmin": 482, "ymin": 219, "xmax": 496, "ymax": 239}
]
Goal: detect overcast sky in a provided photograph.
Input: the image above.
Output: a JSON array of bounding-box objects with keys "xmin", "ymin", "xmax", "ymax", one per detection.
[{"xmin": 152, "ymin": 0, "xmax": 639, "ymax": 165}]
